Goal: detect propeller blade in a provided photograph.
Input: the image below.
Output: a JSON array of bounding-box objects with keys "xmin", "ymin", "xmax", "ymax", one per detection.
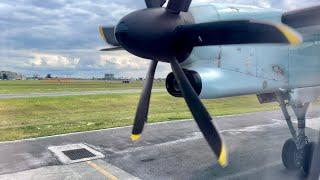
[
  {"xmin": 99, "ymin": 26, "xmax": 120, "ymax": 46},
  {"xmin": 169, "ymin": 58, "xmax": 227, "ymax": 167},
  {"xmin": 145, "ymin": 0, "xmax": 166, "ymax": 8},
  {"xmin": 100, "ymin": 47, "xmax": 123, "ymax": 51},
  {"xmin": 166, "ymin": 0, "xmax": 192, "ymax": 14},
  {"xmin": 131, "ymin": 60, "xmax": 158, "ymax": 141},
  {"xmin": 174, "ymin": 20, "xmax": 302, "ymax": 46},
  {"xmin": 282, "ymin": 5, "xmax": 320, "ymax": 28}
]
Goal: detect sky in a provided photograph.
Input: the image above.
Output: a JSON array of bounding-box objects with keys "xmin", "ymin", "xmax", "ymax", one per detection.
[{"xmin": 0, "ymin": 0, "xmax": 319, "ymax": 78}]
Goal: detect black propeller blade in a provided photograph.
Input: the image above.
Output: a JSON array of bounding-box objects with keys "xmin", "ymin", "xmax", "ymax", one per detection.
[
  {"xmin": 131, "ymin": 60, "xmax": 158, "ymax": 141},
  {"xmin": 282, "ymin": 5, "xmax": 320, "ymax": 28},
  {"xmin": 175, "ymin": 20, "xmax": 302, "ymax": 47},
  {"xmin": 100, "ymin": 47, "xmax": 123, "ymax": 51},
  {"xmin": 170, "ymin": 58, "xmax": 227, "ymax": 167},
  {"xmin": 99, "ymin": 26, "xmax": 119, "ymax": 46},
  {"xmin": 145, "ymin": 0, "xmax": 166, "ymax": 8},
  {"xmin": 166, "ymin": 0, "xmax": 192, "ymax": 14}
]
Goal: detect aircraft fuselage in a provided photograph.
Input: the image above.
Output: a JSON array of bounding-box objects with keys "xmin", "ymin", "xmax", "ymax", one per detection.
[{"xmin": 181, "ymin": 3, "xmax": 320, "ymax": 99}]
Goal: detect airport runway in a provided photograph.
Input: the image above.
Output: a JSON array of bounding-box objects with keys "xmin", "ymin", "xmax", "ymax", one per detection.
[
  {"xmin": 0, "ymin": 89, "xmax": 165, "ymax": 99},
  {"xmin": 0, "ymin": 109, "xmax": 320, "ymax": 179}
]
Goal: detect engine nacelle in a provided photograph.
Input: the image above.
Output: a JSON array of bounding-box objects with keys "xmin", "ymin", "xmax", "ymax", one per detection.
[{"xmin": 166, "ymin": 70, "xmax": 202, "ymax": 97}]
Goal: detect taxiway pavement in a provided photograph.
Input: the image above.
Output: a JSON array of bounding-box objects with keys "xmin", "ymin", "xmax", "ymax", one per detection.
[{"xmin": 0, "ymin": 108, "xmax": 320, "ymax": 179}]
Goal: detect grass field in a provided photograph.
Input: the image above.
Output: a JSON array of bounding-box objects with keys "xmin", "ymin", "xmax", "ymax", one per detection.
[
  {"xmin": 0, "ymin": 80, "xmax": 164, "ymax": 94},
  {"xmin": 0, "ymin": 92, "xmax": 278, "ymax": 141}
]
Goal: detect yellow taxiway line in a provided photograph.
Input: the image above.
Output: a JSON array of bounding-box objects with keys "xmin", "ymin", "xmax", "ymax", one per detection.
[{"xmin": 86, "ymin": 161, "xmax": 118, "ymax": 180}]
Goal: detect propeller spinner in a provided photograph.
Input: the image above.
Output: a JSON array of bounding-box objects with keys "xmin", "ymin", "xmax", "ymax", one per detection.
[{"xmin": 100, "ymin": 0, "xmax": 302, "ymax": 167}]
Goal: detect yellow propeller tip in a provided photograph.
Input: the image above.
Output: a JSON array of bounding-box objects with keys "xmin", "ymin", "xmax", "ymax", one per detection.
[
  {"xmin": 131, "ymin": 134, "xmax": 141, "ymax": 141},
  {"xmin": 98, "ymin": 26, "xmax": 107, "ymax": 42},
  {"xmin": 218, "ymin": 143, "xmax": 228, "ymax": 168},
  {"xmin": 276, "ymin": 24, "xmax": 302, "ymax": 45}
]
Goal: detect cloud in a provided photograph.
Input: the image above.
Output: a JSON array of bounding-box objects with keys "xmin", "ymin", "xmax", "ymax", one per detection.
[
  {"xmin": 0, "ymin": 0, "xmax": 319, "ymax": 78},
  {"xmin": 194, "ymin": 0, "xmax": 320, "ymax": 10},
  {"xmin": 0, "ymin": 0, "xmax": 142, "ymax": 50},
  {"xmin": 25, "ymin": 53, "xmax": 80, "ymax": 70},
  {"xmin": 1, "ymin": 49, "xmax": 170, "ymax": 78}
]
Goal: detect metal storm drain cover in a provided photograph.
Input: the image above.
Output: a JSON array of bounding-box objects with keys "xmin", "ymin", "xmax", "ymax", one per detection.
[
  {"xmin": 63, "ymin": 148, "xmax": 96, "ymax": 160},
  {"xmin": 48, "ymin": 143, "xmax": 105, "ymax": 164}
]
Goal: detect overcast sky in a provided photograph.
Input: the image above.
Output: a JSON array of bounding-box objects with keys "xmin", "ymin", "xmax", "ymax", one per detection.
[{"xmin": 0, "ymin": 0, "xmax": 319, "ymax": 78}]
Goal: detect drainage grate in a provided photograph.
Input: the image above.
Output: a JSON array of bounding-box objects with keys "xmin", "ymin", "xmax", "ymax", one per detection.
[
  {"xmin": 48, "ymin": 143, "xmax": 105, "ymax": 164},
  {"xmin": 63, "ymin": 148, "xmax": 96, "ymax": 160}
]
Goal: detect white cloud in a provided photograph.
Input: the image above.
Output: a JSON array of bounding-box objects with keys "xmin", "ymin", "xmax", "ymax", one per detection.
[
  {"xmin": 0, "ymin": 49, "xmax": 170, "ymax": 78},
  {"xmin": 100, "ymin": 54, "xmax": 148, "ymax": 70},
  {"xmin": 193, "ymin": 0, "xmax": 319, "ymax": 10},
  {"xmin": 0, "ymin": 0, "xmax": 319, "ymax": 78},
  {"xmin": 25, "ymin": 53, "xmax": 80, "ymax": 70}
]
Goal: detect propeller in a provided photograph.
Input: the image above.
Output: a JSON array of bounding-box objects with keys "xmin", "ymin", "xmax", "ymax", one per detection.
[
  {"xmin": 170, "ymin": 57, "xmax": 227, "ymax": 166},
  {"xmin": 99, "ymin": 26, "xmax": 119, "ymax": 46},
  {"xmin": 174, "ymin": 20, "xmax": 301, "ymax": 46},
  {"xmin": 131, "ymin": 60, "xmax": 158, "ymax": 140},
  {"xmin": 166, "ymin": 0, "xmax": 192, "ymax": 13},
  {"xmin": 100, "ymin": 47, "xmax": 123, "ymax": 51},
  {"xmin": 99, "ymin": 0, "xmax": 167, "ymax": 48},
  {"xmin": 100, "ymin": 0, "xmax": 302, "ymax": 167},
  {"xmin": 145, "ymin": 0, "xmax": 166, "ymax": 8}
]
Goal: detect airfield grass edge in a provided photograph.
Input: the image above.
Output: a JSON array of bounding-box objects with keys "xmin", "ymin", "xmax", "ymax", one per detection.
[{"xmin": 0, "ymin": 93, "xmax": 278, "ymax": 141}]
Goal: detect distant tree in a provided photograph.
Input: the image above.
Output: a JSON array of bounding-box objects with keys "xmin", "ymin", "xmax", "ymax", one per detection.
[
  {"xmin": 2, "ymin": 74, "xmax": 8, "ymax": 80},
  {"xmin": 46, "ymin": 74, "xmax": 52, "ymax": 79}
]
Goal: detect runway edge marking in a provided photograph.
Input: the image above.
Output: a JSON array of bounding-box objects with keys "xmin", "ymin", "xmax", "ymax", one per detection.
[
  {"xmin": 86, "ymin": 159, "xmax": 141, "ymax": 180},
  {"xmin": 86, "ymin": 161, "xmax": 118, "ymax": 180}
]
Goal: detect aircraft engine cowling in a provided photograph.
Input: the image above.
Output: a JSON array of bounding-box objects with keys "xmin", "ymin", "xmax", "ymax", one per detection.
[{"xmin": 166, "ymin": 70, "xmax": 202, "ymax": 97}]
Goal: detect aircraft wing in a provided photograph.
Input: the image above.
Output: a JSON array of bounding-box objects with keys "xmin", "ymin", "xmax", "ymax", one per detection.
[{"xmin": 282, "ymin": 5, "xmax": 320, "ymax": 42}]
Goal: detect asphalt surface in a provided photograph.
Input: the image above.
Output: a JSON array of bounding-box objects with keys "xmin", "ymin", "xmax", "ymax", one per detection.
[
  {"xmin": 0, "ymin": 108, "xmax": 320, "ymax": 179},
  {"xmin": 0, "ymin": 89, "xmax": 165, "ymax": 99}
]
